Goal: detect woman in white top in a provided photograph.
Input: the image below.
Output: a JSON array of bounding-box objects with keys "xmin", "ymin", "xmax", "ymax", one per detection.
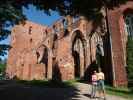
[{"xmin": 97, "ymin": 68, "xmax": 106, "ymax": 99}]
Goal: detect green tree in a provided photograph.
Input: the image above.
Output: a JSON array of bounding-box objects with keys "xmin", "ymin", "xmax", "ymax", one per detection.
[
  {"xmin": 0, "ymin": 59, "xmax": 6, "ymax": 73},
  {"xmin": 0, "ymin": 0, "xmax": 25, "ymax": 60}
]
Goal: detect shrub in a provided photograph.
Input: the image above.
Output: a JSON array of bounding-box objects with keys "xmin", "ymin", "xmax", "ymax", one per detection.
[
  {"xmin": 0, "ymin": 63, "xmax": 6, "ymax": 73},
  {"xmin": 127, "ymin": 36, "xmax": 133, "ymax": 86}
]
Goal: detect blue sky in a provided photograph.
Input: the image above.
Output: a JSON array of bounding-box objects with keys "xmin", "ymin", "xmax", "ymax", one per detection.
[
  {"xmin": 1, "ymin": 5, "xmax": 61, "ymax": 59},
  {"xmin": 23, "ymin": 5, "xmax": 61, "ymax": 26}
]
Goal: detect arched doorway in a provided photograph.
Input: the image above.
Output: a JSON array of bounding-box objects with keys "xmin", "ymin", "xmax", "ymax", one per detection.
[
  {"xmin": 36, "ymin": 45, "xmax": 53, "ymax": 79},
  {"xmin": 123, "ymin": 9, "xmax": 133, "ymax": 85},
  {"xmin": 90, "ymin": 33, "xmax": 104, "ymax": 72},
  {"xmin": 124, "ymin": 11, "xmax": 133, "ymax": 37},
  {"xmin": 96, "ymin": 41, "xmax": 104, "ymax": 70},
  {"xmin": 36, "ymin": 45, "xmax": 48, "ymax": 78},
  {"xmin": 71, "ymin": 30, "xmax": 86, "ymax": 79},
  {"xmin": 121, "ymin": 9, "xmax": 133, "ymax": 67}
]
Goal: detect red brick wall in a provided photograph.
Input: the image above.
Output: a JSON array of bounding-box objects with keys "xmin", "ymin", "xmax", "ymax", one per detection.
[
  {"xmin": 6, "ymin": 21, "xmax": 47, "ymax": 80},
  {"xmin": 107, "ymin": 1, "xmax": 133, "ymax": 86}
]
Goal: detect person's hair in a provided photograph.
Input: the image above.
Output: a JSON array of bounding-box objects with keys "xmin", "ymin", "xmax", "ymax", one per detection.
[
  {"xmin": 98, "ymin": 67, "xmax": 102, "ymax": 72},
  {"xmin": 93, "ymin": 70, "xmax": 97, "ymax": 73}
]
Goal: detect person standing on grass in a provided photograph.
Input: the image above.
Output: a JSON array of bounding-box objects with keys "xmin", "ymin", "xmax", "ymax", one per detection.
[
  {"xmin": 97, "ymin": 68, "xmax": 106, "ymax": 100},
  {"xmin": 91, "ymin": 70, "xmax": 98, "ymax": 98}
]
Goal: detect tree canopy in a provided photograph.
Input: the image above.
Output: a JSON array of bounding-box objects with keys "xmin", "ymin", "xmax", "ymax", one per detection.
[{"xmin": 0, "ymin": 0, "xmax": 130, "ymax": 60}]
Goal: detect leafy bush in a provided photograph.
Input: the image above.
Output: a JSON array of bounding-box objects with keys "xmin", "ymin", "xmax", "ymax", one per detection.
[
  {"xmin": 127, "ymin": 36, "xmax": 133, "ymax": 86},
  {"xmin": 0, "ymin": 63, "xmax": 6, "ymax": 73}
]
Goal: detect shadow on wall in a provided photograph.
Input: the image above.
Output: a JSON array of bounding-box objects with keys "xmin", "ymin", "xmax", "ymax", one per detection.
[
  {"xmin": 72, "ymin": 50, "xmax": 80, "ymax": 78},
  {"xmin": 84, "ymin": 61, "xmax": 98, "ymax": 82},
  {"xmin": 52, "ymin": 61, "xmax": 62, "ymax": 82},
  {"xmin": 63, "ymin": 29, "xmax": 69, "ymax": 37},
  {"xmin": 0, "ymin": 60, "xmax": 81, "ymax": 100}
]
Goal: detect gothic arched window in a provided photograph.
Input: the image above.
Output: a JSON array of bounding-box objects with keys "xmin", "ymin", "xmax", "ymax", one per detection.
[{"xmin": 124, "ymin": 14, "xmax": 133, "ymax": 37}]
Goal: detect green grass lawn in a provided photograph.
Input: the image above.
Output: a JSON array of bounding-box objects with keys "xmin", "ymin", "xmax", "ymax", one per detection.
[
  {"xmin": 106, "ymin": 85, "xmax": 133, "ymax": 99},
  {"xmin": 16, "ymin": 79, "xmax": 77, "ymax": 88}
]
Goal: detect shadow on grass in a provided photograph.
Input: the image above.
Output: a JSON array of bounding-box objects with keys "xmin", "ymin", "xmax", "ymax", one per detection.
[
  {"xmin": 106, "ymin": 85, "xmax": 133, "ymax": 98},
  {"xmin": 0, "ymin": 80, "xmax": 81, "ymax": 100},
  {"xmin": 16, "ymin": 79, "xmax": 77, "ymax": 88}
]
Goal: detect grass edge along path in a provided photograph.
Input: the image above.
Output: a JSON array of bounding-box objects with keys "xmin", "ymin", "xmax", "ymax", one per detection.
[{"xmin": 106, "ymin": 85, "xmax": 133, "ymax": 99}]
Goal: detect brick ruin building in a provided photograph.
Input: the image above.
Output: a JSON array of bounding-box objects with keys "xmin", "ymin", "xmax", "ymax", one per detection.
[{"xmin": 6, "ymin": 1, "xmax": 133, "ymax": 87}]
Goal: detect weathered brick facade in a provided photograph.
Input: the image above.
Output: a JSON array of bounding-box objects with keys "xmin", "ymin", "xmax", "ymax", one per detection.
[
  {"xmin": 6, "ymin": 1, "xmax": 133, "ymax": 87},
  {"xmin": 107, "ymin": 1, "xmax": 133, "ymax": 87}
]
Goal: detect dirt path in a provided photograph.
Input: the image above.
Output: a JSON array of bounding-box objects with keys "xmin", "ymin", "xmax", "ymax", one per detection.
[{"xmin": 0, "ymin": 80, "xmax": 129, "ymax": 100}]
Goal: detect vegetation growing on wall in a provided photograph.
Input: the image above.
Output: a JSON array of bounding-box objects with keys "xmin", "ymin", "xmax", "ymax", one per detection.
[{"xmin": 127, "ymin": 36, "xmax": 133, "ymax": 86}]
